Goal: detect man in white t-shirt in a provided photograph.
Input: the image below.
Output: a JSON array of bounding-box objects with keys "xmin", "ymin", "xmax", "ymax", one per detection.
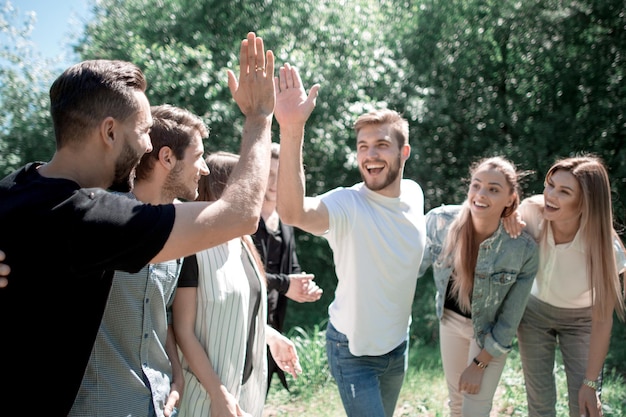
[{"xmin": 273, "ymin": 63, "xmax": 426, "ymax": 417}]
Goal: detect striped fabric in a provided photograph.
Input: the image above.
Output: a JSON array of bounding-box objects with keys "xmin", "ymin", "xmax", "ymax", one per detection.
[{"xmin": 179, "ymin": 238, "xmax": 268, "ymax": 417}]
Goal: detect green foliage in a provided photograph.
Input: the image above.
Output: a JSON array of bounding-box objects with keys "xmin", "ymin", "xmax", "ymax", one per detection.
[
  {"xmin": 266, "ymin": 325, "xmax": 626, "ymax": 415},
  {"xmin": 0, "ymin": 1, "xmax": 59, "ymax": 177},
  {"xmin": 283, "ymin": 323, "xmax": 332, "ymax": 397},
  {"xmin": 3, "ymin": 0, "xmax": 626, "ymax": 386}
]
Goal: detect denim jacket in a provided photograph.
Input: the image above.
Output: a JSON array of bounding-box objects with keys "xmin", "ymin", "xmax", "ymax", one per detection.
[{"xmin": 419, "ymin": 205, "xmax": 539, "ymax": 358}]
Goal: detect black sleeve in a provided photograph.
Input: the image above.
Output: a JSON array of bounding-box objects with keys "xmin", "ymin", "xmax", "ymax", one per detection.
[
  {"xmin": 177, "ymin": 254, "xmax": 199, "ymax": 288},
  {"xmin": 266, "ymin": 272, "xmax": 291, "ymax": 294}
]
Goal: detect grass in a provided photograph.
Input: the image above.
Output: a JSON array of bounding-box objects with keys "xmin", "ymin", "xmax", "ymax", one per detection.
[{"xmin": 263, "ymin": 325, "xmax": 626, "ymax": 417}]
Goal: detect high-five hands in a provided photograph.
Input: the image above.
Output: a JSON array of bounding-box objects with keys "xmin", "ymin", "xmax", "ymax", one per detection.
[
  {"xmin": 274, "ymin": 63, "xmax": 320, "ymax": 127},
  {"xmin": 227, "ymin": 32, "xmax": 276, "ymax": 119}
]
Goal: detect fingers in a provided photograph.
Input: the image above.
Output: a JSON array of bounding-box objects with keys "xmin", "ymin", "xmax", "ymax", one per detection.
[
  {"xmin": 265, "ymin": 50, "xmax": 275, "ymax": 77},
  {"xmin": 227, "ymin": 69, "xmax": 238, "ymax": 97},
  {"xmin": 254, "ymin": 35, "xmax": 265, "ymax": 71},
  {"xmin": 308, "ymin": 84, "xmax": 321, "ymax": 106},
  {"xmin": 0, "ymin": 277, "xmax": 7, "ymax": 288}
]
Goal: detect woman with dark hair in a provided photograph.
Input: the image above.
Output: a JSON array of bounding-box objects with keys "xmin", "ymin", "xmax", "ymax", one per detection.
[{"xmin": 173, "ymin": 152, "xmax": 301, "ymax": 417}]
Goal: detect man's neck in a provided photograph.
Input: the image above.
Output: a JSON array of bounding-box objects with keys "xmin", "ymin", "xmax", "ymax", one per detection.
[
  {"xmin": 132, "ymin": 179, "xmax": 172, "ymax": 205},
  {"xmin": 261, "ymin": 201, "xmax": 280, "ymax": 231}
]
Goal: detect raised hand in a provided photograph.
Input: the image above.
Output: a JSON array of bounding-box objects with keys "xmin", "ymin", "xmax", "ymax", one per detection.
[
  {"xmin": 227, "ymin": 32, "xmax": 275, "ymax": 119},
  {"xmin": 274, "ymin": 63, "xmax": 320, "ymax": 127}
]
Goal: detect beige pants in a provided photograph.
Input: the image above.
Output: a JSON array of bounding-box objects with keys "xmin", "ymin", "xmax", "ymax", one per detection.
[{"xmin": 439, "ymin": 308, "xmax": 508, "ymax": 417}]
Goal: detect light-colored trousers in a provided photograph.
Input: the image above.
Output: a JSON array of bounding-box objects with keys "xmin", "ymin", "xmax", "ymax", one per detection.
[{"xmin": 439, "ymin": 308, "xmax": 508, "ymax": 417}]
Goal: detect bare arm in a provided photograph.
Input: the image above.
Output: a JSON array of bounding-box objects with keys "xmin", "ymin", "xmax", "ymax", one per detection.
[
  {"xmin": 164, "ymin": 325, "xmax": 182, "ymax": 417},
  {"xmin": 578, "ymin": 309, "xmax": 613, "ymax": 417},
  {"xmin": 273, "ymin": 63, "xmax": 327, "ymax": 235},
  {"xmin": 152, "ymin": 32, "xmax": 275, "ymax": 264}
]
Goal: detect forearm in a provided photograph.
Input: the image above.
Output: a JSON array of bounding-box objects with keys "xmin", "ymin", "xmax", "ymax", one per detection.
[
  {"xmin": 166, "ymin": 326, "xmax": 184, "ymax": 389},
  {"xmin": 177, "ymin": 332, "xmax": 226, "ymax": 400},
  {"xmin": 276, "ymin": 124, "xmax": 307, "ymax": 226},
  {"xmin": 224, "ymin": 114, "xmax": 273, "ymax": 221},
  {"xmin": 586, "ymin": 315, "xmax": 613, "ymax": 381}
]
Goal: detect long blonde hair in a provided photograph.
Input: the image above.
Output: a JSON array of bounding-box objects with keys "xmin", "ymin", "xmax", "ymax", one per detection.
[
  {"xmin": 442, "ymin": 156, "xmax": 523, "ymax": 313},
  {"xmin": 540, "ymin": 155, "xmax": 625, "ymax": 321}
]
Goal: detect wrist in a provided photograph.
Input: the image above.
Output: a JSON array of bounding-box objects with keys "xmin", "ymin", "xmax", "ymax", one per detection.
[
  {"xmin": 472, "ymin": 357, "xmax": 488, "ymax": 370},
  {"xmin": 582, "ymin": 377, "xmax": 598, "ymax": 391}
]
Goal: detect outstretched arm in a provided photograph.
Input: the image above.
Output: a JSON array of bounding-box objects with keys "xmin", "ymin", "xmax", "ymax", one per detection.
[
  {"xmin": 153, "ymin": 32, "xmax": 275, "ymax": 264},
  {"xmin": 274, "ymin": 63, "xmax": 327, "ymax": 235}
]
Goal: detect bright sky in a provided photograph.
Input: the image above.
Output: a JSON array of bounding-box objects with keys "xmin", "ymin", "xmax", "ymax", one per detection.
[{"xmin": 11, "ymin": 0, "xmax": 92, "ymax": 66}]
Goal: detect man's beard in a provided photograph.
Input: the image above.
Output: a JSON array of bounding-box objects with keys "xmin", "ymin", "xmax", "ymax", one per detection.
[
  {"xmin": 162, "ymin": 162, "xmax": 196, "ymax": 202},
  {"xmin": 109, "ymin": 141, "xmax": 142, "ymax": 192},
  {"xmin": 360, "ymin": 155, "xmax": 401, "ymax": 191}
]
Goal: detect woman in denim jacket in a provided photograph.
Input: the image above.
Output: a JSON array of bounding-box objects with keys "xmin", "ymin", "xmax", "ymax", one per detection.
[{"xmin": 418, "ymin": 157, "xmax": 539, "ymax": 417}]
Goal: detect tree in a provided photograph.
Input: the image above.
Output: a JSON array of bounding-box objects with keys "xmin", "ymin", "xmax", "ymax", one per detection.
[
  {"xmin": 75, "ymin": 0, "xmax": 413, "ymax": 330},
  {"xmin": 0, "ymin": 1, "xmax": 59, "ymax": 177}
]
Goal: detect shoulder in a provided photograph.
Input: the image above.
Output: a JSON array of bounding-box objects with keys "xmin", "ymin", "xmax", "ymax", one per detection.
[
  {"xmin": 500, "ymin": 227, "xmax": 538, "ymax": 252},
  {"xmin": 426, "ymin": 204, "xmax": 461, "ymax": 220}
]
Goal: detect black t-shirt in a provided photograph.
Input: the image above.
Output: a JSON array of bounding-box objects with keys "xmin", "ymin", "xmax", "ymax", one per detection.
[{"xmin": 0, "ymin": 163, "xmax": 176, "ymax": 415}]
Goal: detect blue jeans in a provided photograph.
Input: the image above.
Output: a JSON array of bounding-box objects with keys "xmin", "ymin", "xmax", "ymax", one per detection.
[{"xmin": 326, "ymin": 321, "xmax": 408, "ymax": 417}]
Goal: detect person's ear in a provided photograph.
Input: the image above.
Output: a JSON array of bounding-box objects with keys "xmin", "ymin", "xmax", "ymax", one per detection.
[
  {"xmin": 158, "ymin": 146, "xmax": 175, "ymax": 169},
  {"xmin": 401, "ymin": 144, "xmax": 411, "ymax": 161},
  {"xmin": 100, "ymin": 117, "xmax": 116, "ymax": 148}
]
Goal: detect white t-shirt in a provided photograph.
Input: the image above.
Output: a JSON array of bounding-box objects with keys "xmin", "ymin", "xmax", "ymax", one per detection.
[{"xmin": 320, "ymin": 179, "xmax": 426, "ymax": 356}]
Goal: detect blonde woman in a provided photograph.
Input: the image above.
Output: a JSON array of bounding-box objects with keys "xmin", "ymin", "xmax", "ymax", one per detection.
[
  {"xmin": 507, "ymin": 155, "xmax": 626, "ymax": 417},
  {"xmin": 419, "ymin": 156, "xmax": 539, "ymax": 416}
]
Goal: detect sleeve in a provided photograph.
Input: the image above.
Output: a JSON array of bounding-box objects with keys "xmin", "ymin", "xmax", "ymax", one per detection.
[
  {"xmin": 266, "ymin": 272, "xmax": 291, "ymax": 293},
  {"xmin": 67, "ymin": 189, "xmax": 176, "ymax": 274},
  {"xmin": 418, "ymin": 208, "xmax": 438, "ymax": 277},
  {"xmin": 288, "ymin": 227, "xmax": 303, "ymax": 275},
  {"xmin": 177, "ymin": 254, "xmax": 199, "ymax": 288},
  {"xmin": 485, "ymin": 237, "xmax": 539, "ymax": 357}
]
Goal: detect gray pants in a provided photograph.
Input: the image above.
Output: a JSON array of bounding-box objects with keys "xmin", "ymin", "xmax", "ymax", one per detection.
[{"xmin": 517, "ymin": 295, "xmax": 597, "ymax": 417}]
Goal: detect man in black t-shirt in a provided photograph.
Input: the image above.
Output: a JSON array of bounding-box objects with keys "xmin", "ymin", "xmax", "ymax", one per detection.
[{"xmin": 0, "ymin": 32, "xmax": 275, "ymax": 416}]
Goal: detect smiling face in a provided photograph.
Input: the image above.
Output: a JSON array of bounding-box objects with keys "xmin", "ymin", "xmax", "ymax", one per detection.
[
  {"xmin": 356, "ymin": 123, "xmax": 407, "ymax": 196},
  {"xmin": 543, "ymin": 168, "xmax": 582, "ymax": 224},
  {"xmin": 163, "ymin": 133, "xmax": 209, "ymax": 201},
  {"xmin": 467, "ymin": 166, "xmax": 515, "ymax": 221}
]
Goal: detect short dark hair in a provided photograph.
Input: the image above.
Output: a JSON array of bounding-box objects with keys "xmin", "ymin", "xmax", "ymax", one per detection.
[
  {"xmin": 49, "ymin": 60, "xmax": 147, "ymax": 149},
  {"xmin": 134, "ymin": 105, "xmax": 209, "ymax": 181}
]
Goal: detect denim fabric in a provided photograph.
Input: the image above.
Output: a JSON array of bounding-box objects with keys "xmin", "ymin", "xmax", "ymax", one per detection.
[
  {"xmin": 419, "ymin": 205, "xmax": 539, "ymax": 358},
  {"xmin": 518, "ymin": 295, "xmax": 595, "ymax": 417},
  {"xmin": 326, "ymin": 321, "xmax": 408, "ymax": 417}
]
